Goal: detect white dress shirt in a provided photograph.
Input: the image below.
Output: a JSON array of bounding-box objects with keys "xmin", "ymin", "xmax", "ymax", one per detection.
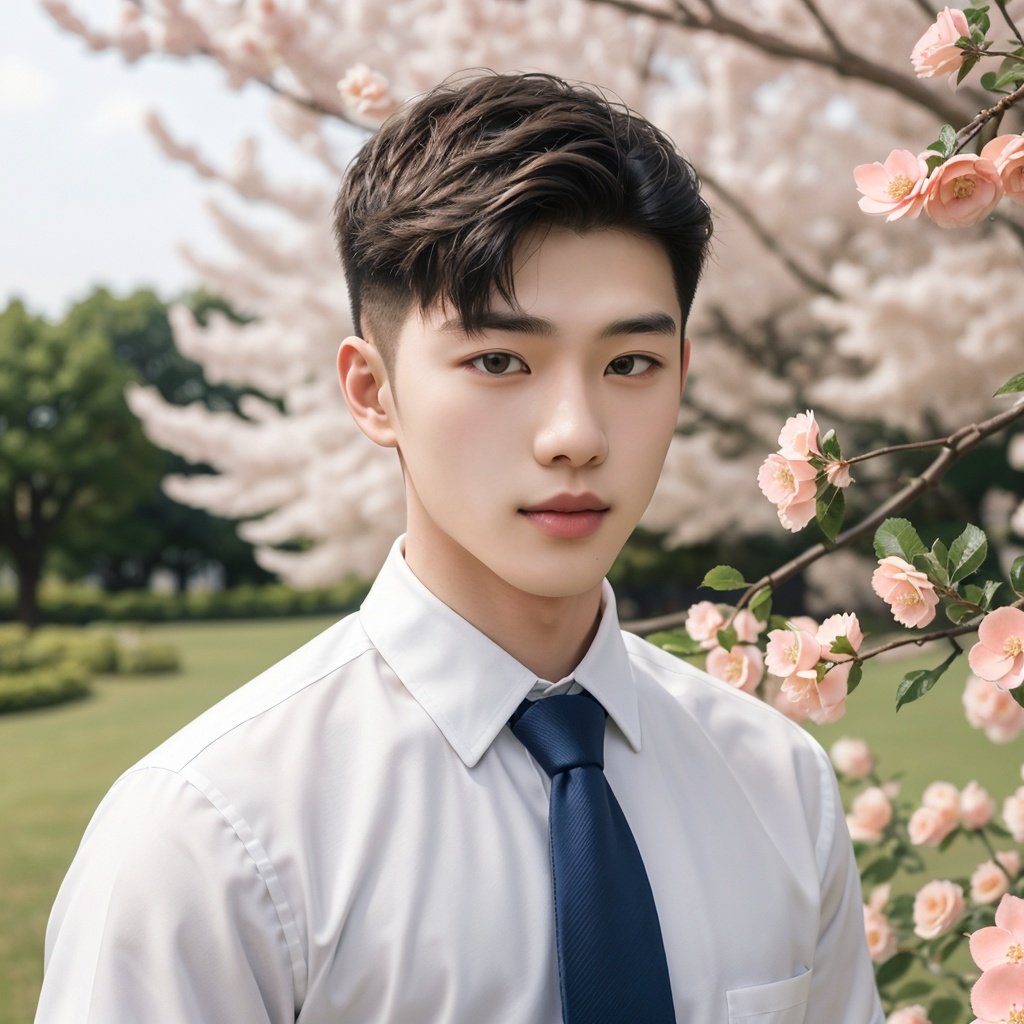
[{"xmin": 38, "ymin": 538, "xmax": 883, "ymax": 1023}]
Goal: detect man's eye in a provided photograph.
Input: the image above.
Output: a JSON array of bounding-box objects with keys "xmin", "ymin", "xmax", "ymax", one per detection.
[
  {"xmin": 607, "ymin": 355, "xmax": 657, "ymax": 376},
  {"xmin": 470, "ymin": 353, "xmax": 528, "ymax": 375}
]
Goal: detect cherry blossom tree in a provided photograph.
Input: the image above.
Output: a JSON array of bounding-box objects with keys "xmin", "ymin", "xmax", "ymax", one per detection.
[{"xmin": 38, "ymin": 0, "xmax": 1024, "ymax": 589}]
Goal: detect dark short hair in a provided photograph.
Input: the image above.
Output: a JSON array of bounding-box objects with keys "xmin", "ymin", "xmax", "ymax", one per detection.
[{"xmin": 333, "ymin": 70, "xmax": 712, "ymax": 370}]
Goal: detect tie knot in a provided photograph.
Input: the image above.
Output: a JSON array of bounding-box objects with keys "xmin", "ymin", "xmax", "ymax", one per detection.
[{"xmin": 509, "ymin": 692, "xmax": 606, "ymax": 777}]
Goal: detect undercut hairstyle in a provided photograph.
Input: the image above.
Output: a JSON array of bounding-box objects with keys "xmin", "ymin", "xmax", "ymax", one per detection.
[{"xmin": 333, "ymin": 70, "xmax": 713, "ymax": 373}]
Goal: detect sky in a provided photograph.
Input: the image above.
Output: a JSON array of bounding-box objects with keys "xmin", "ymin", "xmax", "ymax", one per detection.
[{"xmin": 1, "ymin": 1, "xmax": 316, "ymax": 319}]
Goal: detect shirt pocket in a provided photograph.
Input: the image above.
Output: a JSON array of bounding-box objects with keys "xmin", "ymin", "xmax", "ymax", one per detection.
[{"xmin": 726, "ymin": 968, "xmax": 813, "ymax": 1024}]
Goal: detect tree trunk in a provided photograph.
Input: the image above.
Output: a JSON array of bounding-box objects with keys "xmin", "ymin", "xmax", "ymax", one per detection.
[{"xmin": 14, "ymin": 546, "xmax": 44, "ymax": 631}]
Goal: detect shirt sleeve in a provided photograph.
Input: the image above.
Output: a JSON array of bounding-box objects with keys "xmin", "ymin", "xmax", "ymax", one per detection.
[
  {"xmin": 804, "ymin": 741, "xmax": 885, "ymax": 1024},
  {"xmin": 36, "ymin": 767, "xmax": 298, "ymax": 1024}
]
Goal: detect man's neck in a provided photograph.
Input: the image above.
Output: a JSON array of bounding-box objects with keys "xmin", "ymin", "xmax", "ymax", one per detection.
[{"xmin": 402, "ymin": 535, "xmax": 604, "ymax": 682}]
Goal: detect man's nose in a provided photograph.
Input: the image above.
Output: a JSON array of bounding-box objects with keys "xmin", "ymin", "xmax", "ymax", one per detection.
[{"xmin": 532, "ymin": 380, "xmax": 609, "ymax": 468}]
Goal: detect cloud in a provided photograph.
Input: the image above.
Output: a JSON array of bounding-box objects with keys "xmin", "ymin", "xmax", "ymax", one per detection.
[
  {"xmin": 80, "ymin": 91, "xmax": 150, "ymax": 137},
  {"xmin": 0, "ymin": 55, "xmax": 58, "ymax": 113}
]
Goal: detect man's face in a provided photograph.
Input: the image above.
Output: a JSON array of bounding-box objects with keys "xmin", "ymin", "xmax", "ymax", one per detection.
[{"xmin": 373, "ymin": 227, "xmax": 687, "ymax": 603}]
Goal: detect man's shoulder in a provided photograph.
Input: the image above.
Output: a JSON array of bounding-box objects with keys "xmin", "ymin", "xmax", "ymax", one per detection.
[
  {"xmin": 621, "ymin": 629, "xmax": 825, "ymax": 759},
  {"xmin": 135, "ymin": 608, "xmax": 377, "ymax": 776}
]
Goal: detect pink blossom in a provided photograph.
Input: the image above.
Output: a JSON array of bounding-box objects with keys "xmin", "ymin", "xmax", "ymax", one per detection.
[
  {"xmin": 765, "ymin": 626, "xmax": 821, "ymax": 677},
  {"xmin": 871, "ymin": 556, "xmax": 939, "ymax": 628},
  {"xmin": 1003, "ymin": 787, "xmax": 1024, "ymax": 843},
  {"xmin": 970, "ymin": 962, "xmax": 1024, "ymax": 1024},
  {"xmin": 829, "ymin": 737, "xmax": 873, "ymax": 779},
  {"xmin": 685, "ymin": 601, "xmax": 726, "ymax": 649},
  {"xmin": 968, "ymin": 607, "xmax": 1024, "ymax": 690},
  {"xmin": 781, "ymin": 664, "xmax": 849, "ymax": 724},
  {"xmin": 705, "ymin": 645, "xmax": 763, "ymax": 694},
  {"xmin": 970, "ymin": 893, "xmax": 1024, "ymax": 971},
  {"xmin": 777, "ymin": 410, "xmax": 821, "ymax": 460},
  {"xmin": 925, "ymin": 154, "xmax": 1003, "ymax": 229},
  {"xmin": 923, "ymin": 780, "xmax": 960, "ymax": 815},
  {"xmin": 908, "ymin": 805, "xmax": 958, "ymax": 846},
  {"xmin": 912, "ymin": 879, "xmax": 965, "ymax": 938},
  {"xmin": 886, "ymin": 1007, "xmax": 931, "ymax": 1024},
  {"xmin": 963, "ymin": 674, "xmax": 1024, "ymax": 743},
  {"xmin": 817, "ymin": 612, "xmax": 863, "ymax": 662},
  {"xmin": 757, "ymin": 453, "xmax": 818, "ymax": 532},
  {"xmin": 910, "ymin": 6, "xmax": 971, "ymax": 79},
  {"xmin": 854, "ymin": 149, "xmax": 932, "ymax": 221},
  {"xmin": 732, "ymin": 609, "xmax": 765, "ymax": 644},
  {"xmin": 337, "ymin": 64, "xmax": 396, "ymax": 118},
  {"xmin": 971, "ymin": 852, "xmax": 1021, "ymax": 905},
  {"xmin": 864, "ymin": 904, "xmax": 898, "ymax": 963},
  {"xmin": 981, "ymin": 133, "xmax": 1024, "ymax": 205},
  {"xmin": 789, "ymin": 615, "xmax": 820, "ymax": 635},
  {"xmin": 960, "ymin": 780, "xmax": 995, "ymax": 829},
  {"xmin": 761, "ymin": 675, "xmax": 809, "ymax": 723},
  {"xmin": 846, "ymin": 786, "xmax": 893, "ymax": 843},
  {"xmin": 825, "ymin": 459, "xmax": 854, "ymax": 488}
]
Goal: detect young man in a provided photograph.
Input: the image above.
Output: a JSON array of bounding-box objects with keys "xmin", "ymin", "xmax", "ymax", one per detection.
[{"xmin": 37, "ymin": 72, "xmax": 882, "ymax": 1022}]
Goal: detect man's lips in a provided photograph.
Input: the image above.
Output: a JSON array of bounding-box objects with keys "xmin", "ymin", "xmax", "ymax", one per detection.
[
  {"xmin": 520, "ymin": 493, "xmax": 609, "ymax": 514},
  {"xmin": 518, "ymin": 494, "xmax": 609, "ymax": 539}
]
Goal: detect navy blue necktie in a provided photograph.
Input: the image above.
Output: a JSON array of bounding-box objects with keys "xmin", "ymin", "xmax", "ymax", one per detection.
[{"xmin": 510, "ymin": 692, "xmax": 676, "ymax": 1024}]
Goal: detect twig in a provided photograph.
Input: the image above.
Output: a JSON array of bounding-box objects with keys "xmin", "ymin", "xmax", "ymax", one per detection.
[
  {"xmin": 797, "ymin": 0, "xmax": 846, "ymax": 57},
  {"xmin": 582, "ymin": 0, "xmax": 975, "ymax": 127},
  {"xmin": 701, "ymin": 171, "xmax": 838, "ymax": 297},
  {"xmin": 993, "ymin": 0, "xmax": 1024, "ymax": 48},
  {"xmin": 954, "ymin": 79, "xmax": 1024, "ymax": 153},
  {"xmin": 626, "ymin": 398, "xmax": 1024, "ymax": 633}
]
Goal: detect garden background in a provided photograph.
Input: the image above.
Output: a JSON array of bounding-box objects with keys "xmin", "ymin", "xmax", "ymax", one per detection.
[{"xmin": 3, "ymin": 1, "xmax": 1024, "ymax": 1022}]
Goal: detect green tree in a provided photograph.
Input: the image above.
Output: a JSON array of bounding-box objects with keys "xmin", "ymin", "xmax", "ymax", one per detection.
[
  {"xmin": 49, "ymin": 287, "xmax": 272, "ymax": 592},
  {"xmin": 0, "ymin": 300, "xmax": 163, "ymax": 627}
]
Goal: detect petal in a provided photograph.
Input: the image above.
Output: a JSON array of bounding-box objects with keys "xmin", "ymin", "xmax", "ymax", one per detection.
[
  {"xmin": 969, "ymin": 642, "xmax": 1015, "ymax": 682},
  {"xmin": 980, "ymin": 606, "xmax": 1024, "ymax": 647},
  {"xmin": 971, "ymin": 963, "xmax": 1024, "ymax": 1019},
  {"xmin": 969, "ymin": 925, "xmax": 1014, "ymax": 970},
  {"xmin": 853, "ymin": 162, "xmax": 890, "ymax": 198},
  {"xmin": 994, "ymin": 892, "xmax": 1024, "ymax": 938}
]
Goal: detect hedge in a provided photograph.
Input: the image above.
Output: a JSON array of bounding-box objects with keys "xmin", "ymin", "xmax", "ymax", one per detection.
[
  {"xmin": 0, "ymin": 659, "xmax": 91, "ymax": 714},
  {"xmin": 0, "ymin": 577, "xmax": 370, "ymax": 625}
]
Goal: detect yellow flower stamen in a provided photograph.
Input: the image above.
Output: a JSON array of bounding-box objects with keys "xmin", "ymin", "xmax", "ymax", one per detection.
[
  {"xmin": 1005, "ymin": 636, "xmax": 1023, "ymax": 658},
  {"xmin": 887, "ymin": 174, "xmax": 913, "ymax": 200},
  {"xmin": 1009, "ymin": 1007, "xmax": 1024, "ymax": 1024},
  {"xmin": 898, "ymin": 591, "xmax": 924, "ymax": 607},
  {"xmin": 1009, "ymin": 942, "xmax": 1024, "ymax": 964},
  {"xmin": 950, "ymin": 175, "xmax": 977, "ymax": 200},
  {"xmin": 775, "ymin": 465, "xmax": 795, "ymax": 489}
]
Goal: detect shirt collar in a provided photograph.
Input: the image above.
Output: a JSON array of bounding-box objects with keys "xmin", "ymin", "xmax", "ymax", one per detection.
[{"xmin": 359, "ymin": 537, "xmax": 642, "ymax": 767}]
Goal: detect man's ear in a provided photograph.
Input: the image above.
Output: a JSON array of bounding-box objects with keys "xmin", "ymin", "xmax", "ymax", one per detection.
[
  {"xmin": 337, "ymin": 336, "xmax": 398, "ymax": 448},
  {"xmin": 680, "ymin": 336, "xmax": 692, "ymax": 396}
]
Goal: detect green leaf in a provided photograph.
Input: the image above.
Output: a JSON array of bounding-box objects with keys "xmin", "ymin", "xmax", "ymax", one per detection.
[
  {"xmin": 913, "ymin": 551, "xmax": 950, "ymax": 588},
  {"xmin": 931, "ymin": 538, "xmax": 949, "ymax": 566},
  {"xmin": 980, "ymin": 69, "xmax": 999, "ymax": 90},
  {"xmin": 646, "ymin": 630, "xmax": 704, "ymax": 657},
  {"xmin": 948, "ymin": 523, "xmax": 987, "ymax": 584},
  {"xmin": 768, "ymin": 615, "xmax": 791, "ymax": 632},
  {"xmin": 944, "ymin": 601, "xmax": 977, "ymax": 624},
  {"xmin": 1011, "ymin": 555, "xmax": 1024, "ymax": 596},
  {"xmin": 749, "ymin": 586, "xmax": 773, "ymax": 623},
  {"xmin": 874, "ymin": 518, "xmax": 927, "ymax": 563},
  {"xmin": 875, "ymin": 951, "xmax": 914, "ymax": 988},
  {"xmin": 820, "ymin": 428, "xmax": 841, "ymax": 460},
  {"xmin": 928, "ymin": 997, "xmax": 964, "ymax": 1024},
  {"xmin": 981, "ymin": 579, "xmax": 1003, "ymax": 609},
  {"xmin": 1012, "ymin": 686, "xmax": 1024, "ymax": 710},
  {"xmin": 815, "ymin": 485, "xmax": 845, "ymax": 544},
  {"xmin": 860, "ymin": 856, "xmax": 898, "ymax": 884},
  {"xmin": 924, "ymin": 151, "xmax": 946, "ymax": 174},
  {"xmin": 937, "ymin": 825, "xmax": 962, "ymax": 852},
  {"xmin": 716, "ymin": 625, "xmax": 738, "ymax": 652},
  {"xmin": 701, "ymin": 565, "xmax": 747, "ymax": 591},
  {"xmin": 896, "ymin": 649, "xmax": 959, "ymax": 710},
  {"xmin": 939, "ymin": 123, "xmax": 958, "ymax": 155},
  {"xmin": 846, "ymin": 660, "xmax": 863, "ymax": 696},
  {"xmin": 956, "ymin": 53, "xmax": 980, "ymax": 84},
  {"xmin": 830, "ymin": 636, "xmax": 856, "ymax": 657},
  {"xmin": 894, "ymin": 980, "xmax": 934, "ymax": 1000},
  {"xmin": 995, "ymin": 371, "xmax": 1024, "ymax": 396}
]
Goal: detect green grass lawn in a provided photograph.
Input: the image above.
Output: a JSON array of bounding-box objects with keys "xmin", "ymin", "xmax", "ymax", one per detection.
[{"xmin": 2, "ymin": 618, "xmax": 1022, "ymax": 1024}]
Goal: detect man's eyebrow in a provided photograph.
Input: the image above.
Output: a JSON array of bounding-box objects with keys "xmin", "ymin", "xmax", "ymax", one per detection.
[{"xmin": 437, "ymin": 310, "xmax": 678, "ymax": 338}]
